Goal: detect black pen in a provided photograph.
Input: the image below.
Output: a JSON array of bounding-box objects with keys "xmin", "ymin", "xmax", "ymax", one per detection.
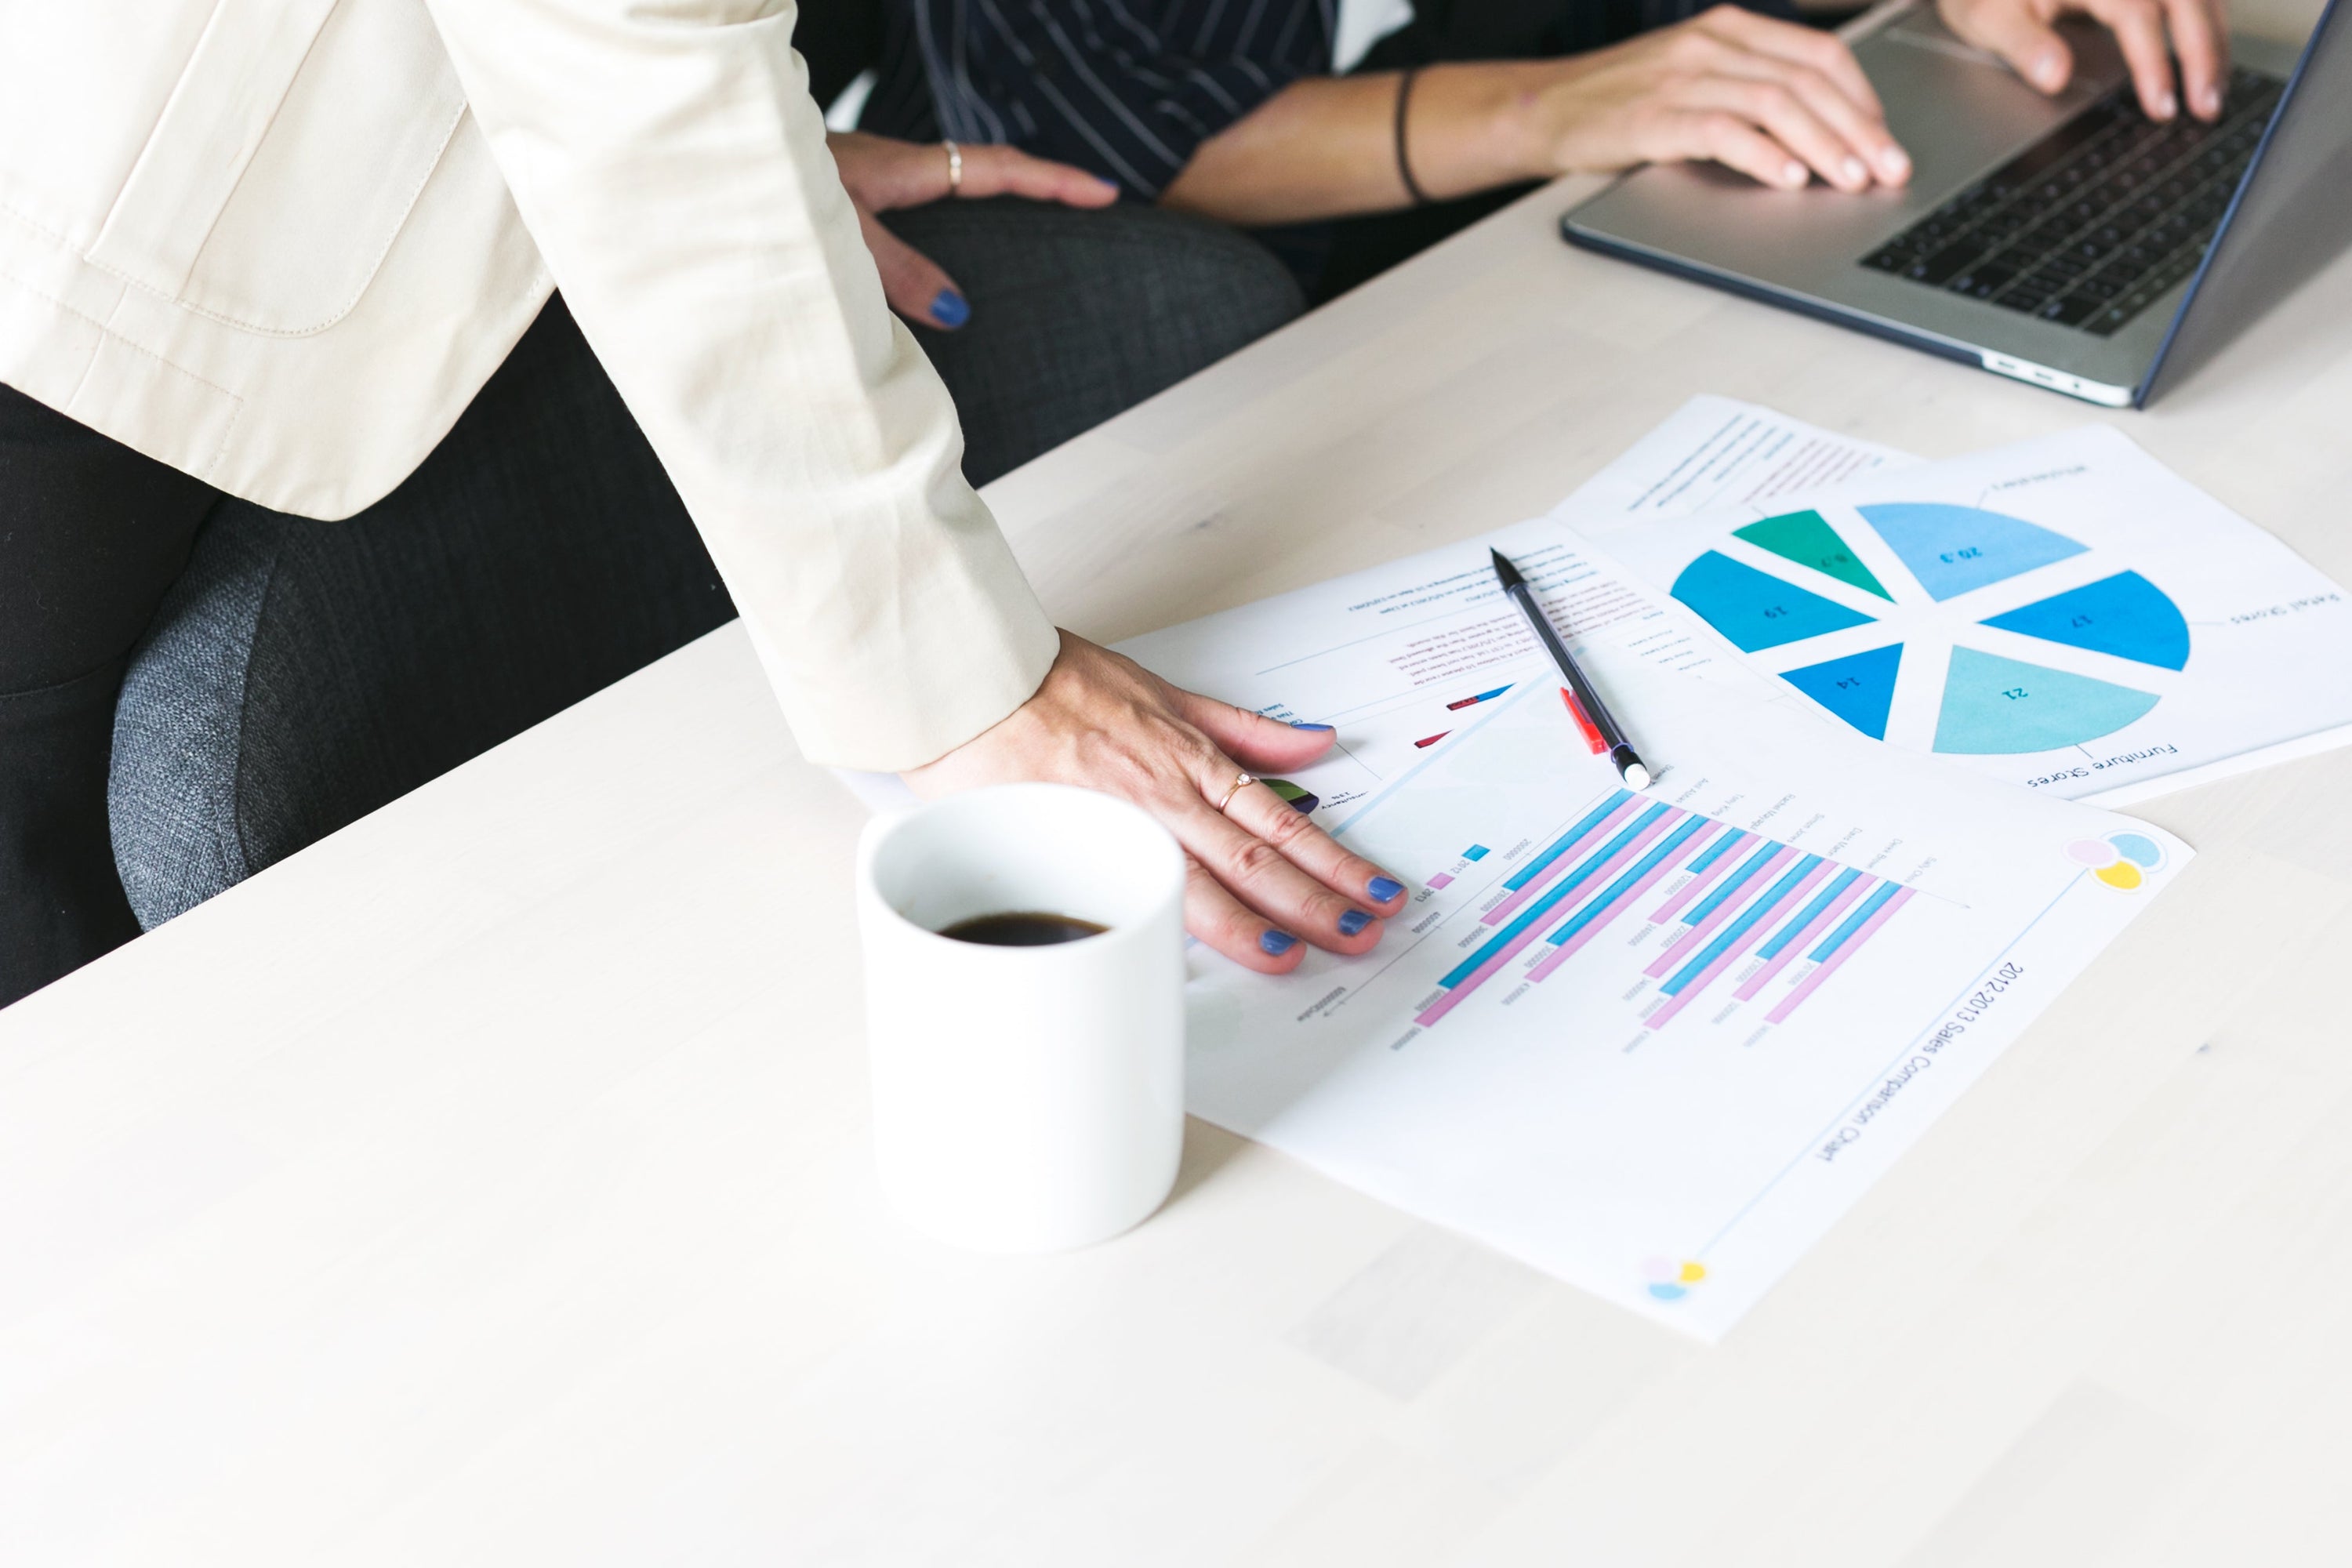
[{"xmin": 1490, "ymin": 548, "xmax": 1651, "ymax": 791}]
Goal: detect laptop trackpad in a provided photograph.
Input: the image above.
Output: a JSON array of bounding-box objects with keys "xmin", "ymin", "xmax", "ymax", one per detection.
[{"xmin": 1569, "ymin": 12, "xmax": 2129, "ymax": 294}]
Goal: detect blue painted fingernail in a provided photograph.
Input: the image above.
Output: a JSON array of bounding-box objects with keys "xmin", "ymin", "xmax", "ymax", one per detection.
[
  {"xmin": 1259, "ymin": 930, "xmax": 1298, "ymax": 956},
  {"xmin": 1368, "ymin": 877, "xmax": 1404, "ymax": 902},
  {"xmin": 930, "ymin": 289, "xmax": 970, "ymax": 328},
  {"xmin": 1338, "ymin": 909, "xmax": 1374, "ymax": 937},
  {"xmin": 1290, "ymin": 721, "xmax": 1334, "ymax": 731}
]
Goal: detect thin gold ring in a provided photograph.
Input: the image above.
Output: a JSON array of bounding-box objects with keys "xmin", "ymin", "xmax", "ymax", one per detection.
[
  {"xmin": 1215, "ymin": 771, "xmax": 1255, "ymax": 813},
  {"xmin": 943, "ymin": 139, "xmax": 963, "ymax": 194}
]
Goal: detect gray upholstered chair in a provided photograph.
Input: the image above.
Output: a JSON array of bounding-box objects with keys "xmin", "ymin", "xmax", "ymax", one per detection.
[{"xmin": 108, "ymin": 199, "xmax": 1302, "ymax": 928}]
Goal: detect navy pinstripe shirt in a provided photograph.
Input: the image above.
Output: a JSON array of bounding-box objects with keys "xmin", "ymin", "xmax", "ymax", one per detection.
[
  {"xmin": 855, "ymin": 0, "xmax": 1798, "ymax": 202},
  {"xmin": 861, "ymin": 0, "xmax": 1339, "ymax": 198}
]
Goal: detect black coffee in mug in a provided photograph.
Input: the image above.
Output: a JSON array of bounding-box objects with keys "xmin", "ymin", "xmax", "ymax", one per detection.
[{"xmin": 939, "ymin": 912, "xmax": 1108, "ymax": 946}]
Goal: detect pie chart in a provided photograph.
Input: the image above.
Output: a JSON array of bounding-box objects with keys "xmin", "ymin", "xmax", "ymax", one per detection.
[{"xmin": 1669, "ymin": 503, "xmax": 2190, "ymax": 755}]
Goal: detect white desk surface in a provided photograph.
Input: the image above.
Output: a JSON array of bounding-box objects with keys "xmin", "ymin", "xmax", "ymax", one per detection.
[{"xmin": 9, "ymin": 16, "xmax": 2350, "ymax": 1558}]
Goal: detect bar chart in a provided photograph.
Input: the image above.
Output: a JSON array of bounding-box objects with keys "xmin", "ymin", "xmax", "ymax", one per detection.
[{"xmin": 1410, "ymin": 785, "xmax": 1914, "ymax": 1038}]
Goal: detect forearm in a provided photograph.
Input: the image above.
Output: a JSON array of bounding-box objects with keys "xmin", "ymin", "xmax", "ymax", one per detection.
[
  {"xmin": 420, "ymin": 0, "xmax": 1057, "ymax": 771},
  {"xmin": 1158, "ymin": 63, "xmax": 1558, "ymax": 227}
]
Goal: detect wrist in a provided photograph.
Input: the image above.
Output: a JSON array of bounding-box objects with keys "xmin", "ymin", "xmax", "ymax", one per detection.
[{"xmin": 1480, "ymin": 62, "xmax": 1570, "ymax": 185}]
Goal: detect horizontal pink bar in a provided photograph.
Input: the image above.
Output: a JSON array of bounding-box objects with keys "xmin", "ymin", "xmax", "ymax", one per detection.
[
  {"xmin": 1414, "ymin": 811, "xmax": 1681, "ymax": 1027},
  {"xmin": 1481, "ymin": 799, "xmax": 1642, "ymax": 925},
  {"xmin": 1648, "ymin": 829, "xmax": 1749, "ymax": 925},
  {"xmin": 1643, "ymin": 862, "xmax": 1831, "ymax": 1030},
  {"xmin": 1645, "ymin": 848, "xmax": 1795, "ymax": 978},
  {"xmin": 1734, "ymin": 876, "xmax": 1872, "ymax": 1002},
  {"xmin": 1525, "ymin": 832, "xmax": 1697, "ymax": 983},
  {"xmin": 1426, "ymin": 873, "xmax": 1454, "ymax": 889},
  {"xmin": 1766, "ymin": 887, "xmax": 1915, "ymax": 1025}
]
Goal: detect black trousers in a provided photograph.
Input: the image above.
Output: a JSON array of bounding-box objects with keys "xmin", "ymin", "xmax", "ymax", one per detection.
[
  {"xmin": 0, "ymin": 390, "xmax": 216, "ymax": 1007},
  {"xmin": 0, "ymin": 299, "xmax": 732, "ymax": 1012}
]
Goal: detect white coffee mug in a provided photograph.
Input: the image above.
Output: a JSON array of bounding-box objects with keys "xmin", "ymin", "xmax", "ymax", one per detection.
[{"xmin": 855, "ymin": 782, "xmax": 1187, "ymax": 1252}]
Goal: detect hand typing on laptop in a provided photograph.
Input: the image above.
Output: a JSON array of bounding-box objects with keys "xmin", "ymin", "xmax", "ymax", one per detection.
[
  {"xmin": 1509, "ymin": 0, "xmax": 2228, "ymax": 201},
  {"xmin": 1503, "ymin": 6, "xmax": 1915, "ymax": 194},
  {"xmin": 1149, "ymin": 0, "xmax": 2232, "ymax": 230},
  {"xmin": 1940, "ymin": 0, "xmax": 2231, "ymax": 124}
]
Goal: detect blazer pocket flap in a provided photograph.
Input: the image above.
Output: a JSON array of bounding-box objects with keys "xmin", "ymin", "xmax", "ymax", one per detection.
[
  {"xmin": 182, "ymin": 0, "xmax": 469, "ymax": 336},
  {"xmin": 85, "ymin": 0, "xmax": 342, "ymax": 297},
  {"xmin": 97, "ymin": 0, "xmax": 470, "ymax": 337}
]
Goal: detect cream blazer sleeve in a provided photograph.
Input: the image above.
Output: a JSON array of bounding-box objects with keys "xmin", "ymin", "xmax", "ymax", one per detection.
[{"xmin": 416, "ymin": 0, "xmax": 1060, "ymax": 771}]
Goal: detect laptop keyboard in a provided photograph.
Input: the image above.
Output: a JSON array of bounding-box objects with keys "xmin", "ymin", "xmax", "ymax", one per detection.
[{"xmin": 1860, "ymin": 66, "xmax": 2284, "ymax": 336}]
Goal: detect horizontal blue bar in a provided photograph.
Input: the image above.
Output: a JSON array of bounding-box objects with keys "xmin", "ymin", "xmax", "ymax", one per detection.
[
  {"xmin": 1464, "ymin": 844, "xmax": 1490, "ymax": 861},
  {"xmin": 1545, "ymin": 816, "xmax": 1710, "ymax": 948},
  {"xmin": 1683, "ymin": 841, "xmax": 1786, "ymax": 927},
  {"xmin": 1471, "ymin": 684, "xmax": 1511, "ymax": 703},
  {"xmin": 1661, "ymin": 855, "xmax": 1824, "ymax": 995},
  {"xmin": 1441, "ymin": 802, "xmax": 1671, "ymax": 986},
  {"xmin": 1759, "ymin": 867, "xmax": 1862, "ymax": 960},
  {"xmin": 1503, "ymin": 790, "xmax": 1632, "ymax": 891},
  {"xmin": 1809, "ymin": 880, "xmax": 1903, "ymax": 963},
  {"xmin": 1686, "ymin": 826, "xmax": 1748, "ymax": 877}
]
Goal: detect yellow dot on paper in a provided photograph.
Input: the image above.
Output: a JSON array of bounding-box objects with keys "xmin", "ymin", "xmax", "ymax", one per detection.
[
  {"xmin": 1679, "ymin": 1261, "xmax": 1707, "ymax": 1283},
  {"xmin": 2095, "ymin": 861, "xmax": 2143, "ymax": 890}
]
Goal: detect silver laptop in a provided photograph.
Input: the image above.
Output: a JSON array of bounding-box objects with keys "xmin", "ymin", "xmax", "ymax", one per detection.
[{"xmin": 1561, "ymin": 0, "xmax": 2352, "ymax": 406}]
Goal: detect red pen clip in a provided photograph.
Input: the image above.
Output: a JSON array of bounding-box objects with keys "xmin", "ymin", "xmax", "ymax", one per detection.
[{"xmin": 1561, "ymin": 687, "xmax": 1606, "ymax": 756}]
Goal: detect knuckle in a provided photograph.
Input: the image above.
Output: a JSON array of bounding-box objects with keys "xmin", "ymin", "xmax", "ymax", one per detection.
[
  {"xmin": 1229, "ymin": 836, "xmax": 1289, "ymax": 884},
  {"xmin": 1198, "ymin": 898, "xmax": 1264, "ymax": 951},
  {"xmin": 1667, "ymin": 31, "xmax": 1715, "ymax": 67},
  {"xmin": 1287, "ymin": 882, "xmax": 1342, "ymax": 923},
  {"xmin": 1257, "ymin": 804, "xmax": 1316, "ymax": 851},
  {"xmin": 1701, "ymin": 111, "xmax": 1747, "ymax": 146}
]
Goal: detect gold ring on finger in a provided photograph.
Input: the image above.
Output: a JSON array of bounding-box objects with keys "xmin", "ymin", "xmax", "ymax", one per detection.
[
  {"xmin": 1216, "ymin": 771, "xmax": 1255, "ymax": 813},
  {"xmin": 943, "ymin": 139, "xmax": 963, "ymax": 194}
]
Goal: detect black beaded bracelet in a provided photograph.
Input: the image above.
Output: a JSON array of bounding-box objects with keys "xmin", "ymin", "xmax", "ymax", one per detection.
[{"xmin": 1395, "ymin": 67, "xmax": 1431, "ymax": 207}]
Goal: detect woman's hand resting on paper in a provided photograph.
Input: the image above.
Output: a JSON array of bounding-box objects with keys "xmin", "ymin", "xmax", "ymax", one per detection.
[
  {"xmin": 827, "ymin": 131, "xmax": 1118, "ymax": 331},
  {"xmin": 903, "ymin": 632, "xmax": 1410, "ymax": 974}
]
